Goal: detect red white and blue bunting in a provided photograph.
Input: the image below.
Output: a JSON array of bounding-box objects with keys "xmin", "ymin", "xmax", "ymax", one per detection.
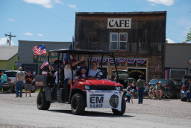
[{"xmin": 91, "ymin": 57, "xmax": 146, "ymax": 64}]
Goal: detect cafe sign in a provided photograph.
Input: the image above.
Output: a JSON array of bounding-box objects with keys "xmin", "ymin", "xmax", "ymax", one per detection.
[{"xmin": 107, "ymin": 18, "xmax": 131, "ymax": 29}]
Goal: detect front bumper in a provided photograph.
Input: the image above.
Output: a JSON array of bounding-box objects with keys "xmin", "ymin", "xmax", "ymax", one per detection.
[{"xmin": 86, "ymin": 90, "xmax": 123, "ymax": 111}]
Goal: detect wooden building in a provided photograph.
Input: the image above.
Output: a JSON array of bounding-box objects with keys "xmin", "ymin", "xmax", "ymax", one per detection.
[{"xmin": 75, "ymin": 11, "xmax": 166, "ymax": 81}]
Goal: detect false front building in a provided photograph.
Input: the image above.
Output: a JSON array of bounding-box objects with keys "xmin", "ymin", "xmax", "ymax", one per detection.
[{"xmin": 74, "ymin": 11, "xmax": 166, "ymax": 81}]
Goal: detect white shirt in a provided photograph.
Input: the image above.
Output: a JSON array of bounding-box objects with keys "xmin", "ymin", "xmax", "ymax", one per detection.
[{"xmin": 64, "ymin": 68, "xmax": 72, "ymax": 80}]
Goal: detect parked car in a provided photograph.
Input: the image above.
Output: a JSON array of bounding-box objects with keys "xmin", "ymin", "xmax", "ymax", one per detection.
[
  {"xmin": 0, "ymin": 69, "xmax": 7, "ymax": 73},
  {"xmin": 112, "ymin": 70, "xmax": 129, "ymax": 88},
  {"xmin": 2, "ymin": 70, "xmax": 19, "ymax": 92},
  {"xmin": 148, "ymin": 79, "xmax": 179, "ymax": 98}
]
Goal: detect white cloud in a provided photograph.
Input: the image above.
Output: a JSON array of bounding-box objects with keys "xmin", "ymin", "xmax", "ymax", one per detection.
[
  {"xmin": 37, "ymin": 33, "xmax": 44, "ymax": 37},
  {"xmin": 0, "ymin": 37, "xmax": 8, "ymax": 46},
  {"xmin": 68, "ymin": 4, "xmax": 77, "ymax": 9},
  {"xmin": 166, "ymin": 38, "xmax": 175, "ymax": 43},
  {"xmin": 23, "ymin": 0, "xmax": 63, "ymax": 8},
  {"xmin": 24, "ymin": 32, "xmax": 33, "ymax": 36},
  {"xmin": 8, "ymin": 18, "xmax": 16, "ymax": 22},
  {"xmin": 147, "ymin": 0, "xmax": 175, "ymax": 6}
]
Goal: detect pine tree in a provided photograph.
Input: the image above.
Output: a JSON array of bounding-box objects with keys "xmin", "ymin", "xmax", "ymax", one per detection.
[{"xmin": 186, "ymin": 28, "xmax": 191, "ymax": 42}]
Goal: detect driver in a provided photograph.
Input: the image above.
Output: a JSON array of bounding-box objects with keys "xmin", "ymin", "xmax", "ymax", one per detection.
[{"xmin": 88, "ymin": 62, "xmax": 103, "ymax": 78}]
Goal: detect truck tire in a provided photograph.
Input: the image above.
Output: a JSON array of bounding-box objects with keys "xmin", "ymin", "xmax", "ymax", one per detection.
[
  {"xmin": 112, "ymin": 97, "xmax": 126, "ymax": 115},
  {"xmin": 71, "ymin": 93, "xmax": 85, "ymax": 115},
  {"xmin": 181, "ymin": 97, "xmax": 187, "ymax": 101},
  {"xmin": 37, "ymin": 91, "xmax": 50, "ymax": 110}
]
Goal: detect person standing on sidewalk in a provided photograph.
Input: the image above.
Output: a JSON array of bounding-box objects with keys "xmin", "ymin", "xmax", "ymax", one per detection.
[
  {"xmin": 187, "ymin": 78, "xmax": 191, "ymax": 102},
  {"xmin": 25, "ymin": 72, "xmax": 33, "ymax": 97},
  {"xmin": 15, "ymin": 67, "xmax": 25, "ymax": 97},
  {"xmin": 0, "ymin": 71, "xmax": 8, "ymax": 92},
  {"xmin": 136, "ymin": 75, "xmax": 145, "ymax": 104}
]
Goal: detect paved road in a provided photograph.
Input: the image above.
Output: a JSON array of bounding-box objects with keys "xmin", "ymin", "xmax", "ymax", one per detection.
[{"xmin": 0, "ymin": 93, "xmax": 191, "ymax": 128}]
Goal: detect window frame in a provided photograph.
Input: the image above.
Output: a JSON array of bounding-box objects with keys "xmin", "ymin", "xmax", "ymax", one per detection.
[
  {"xmin": 119, "ymin": 32, "xmax": 128, "ymax": 50},
  {"xmin": 109, "ymin": 32, "xmax": 128, "ymax": 50}
]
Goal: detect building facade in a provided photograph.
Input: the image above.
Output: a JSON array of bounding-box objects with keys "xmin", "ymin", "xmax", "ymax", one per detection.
[
  {"xmin": 75, "ymin": 12, "xmax": 166, "ymax": 81},
  {"xmin": 18, "ymin": 40, "xmax": 71, "ymax": 73},
  {"xmin": 165, "ymin": 43, "xmax": 191, "ymax": 81},
  {"xmin": 0, "ymin": 46, "xmax": 18, "ymax": 70}
]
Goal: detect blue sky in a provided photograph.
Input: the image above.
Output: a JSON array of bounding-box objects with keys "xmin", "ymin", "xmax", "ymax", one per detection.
[{"xmin": 0, "ymin": 0, "xmax": 191, "ymax": 45}]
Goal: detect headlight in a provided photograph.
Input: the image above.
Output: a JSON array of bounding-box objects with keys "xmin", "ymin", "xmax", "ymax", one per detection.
[
  {"xmin": 109, "ymin": 94, "xmax": 119, "ymax": 108},
  {"xmin": 84, "ymin": 85, "xmax": 91, "ymax": 90},
  {"xmin": 115, "ymin": 87, "xmax": 121, "ymax": 91}
]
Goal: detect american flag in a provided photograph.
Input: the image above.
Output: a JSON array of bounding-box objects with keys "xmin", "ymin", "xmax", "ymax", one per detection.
[
  {"xmin": 32, "ymin": 45, "xmax": 47, "ymax": 55},
  {"xmin": 40, "ymin": 61, "xmax": 49, "ymax": 69}
]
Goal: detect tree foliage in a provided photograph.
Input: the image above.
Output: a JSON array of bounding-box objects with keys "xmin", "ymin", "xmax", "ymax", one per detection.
[{"xmin": 186, "ymin": 28, "xmax": 191, "ymax": 42}]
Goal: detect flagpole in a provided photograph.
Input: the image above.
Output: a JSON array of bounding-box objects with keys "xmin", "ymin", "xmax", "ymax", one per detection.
[{"xmin": 37, "ymin": 55, "xmax": 39, "ymax": 74}]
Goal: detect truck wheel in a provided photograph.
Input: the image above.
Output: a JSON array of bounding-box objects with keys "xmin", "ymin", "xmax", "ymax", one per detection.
[
  {"xmin": 71, "ymin": 93, "xmax": 85, "ymax": 115},
  {"xmin": 112, "ymin": 97, "xmax": 126, "ymax": 115},
  {"xmin": 181, "ymin": 97, "xmax": 187, "ymax": 101},
  {"xmin": 37, "ymin": 91, "xmax": 50, "ymax": 110}
]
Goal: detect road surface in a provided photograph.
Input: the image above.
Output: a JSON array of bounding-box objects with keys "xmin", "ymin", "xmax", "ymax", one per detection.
[{"xmin": 0, "ymin": 93, "xmax": 191, "ymax": 128}]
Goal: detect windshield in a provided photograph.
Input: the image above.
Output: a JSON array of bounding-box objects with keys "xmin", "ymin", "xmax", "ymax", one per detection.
[
  {"xmin": 112, "ymin": 70, "xmax": 128, "ymax": 75},
  {"xmin": 118, "ymin": 71, "xmax": 128, "ymax": 74}
]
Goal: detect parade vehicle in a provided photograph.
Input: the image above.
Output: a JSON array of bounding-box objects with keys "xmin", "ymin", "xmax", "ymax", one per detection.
[{"xmin": 36, "ymin": 49, "xmax": 126, "ymax": 115}]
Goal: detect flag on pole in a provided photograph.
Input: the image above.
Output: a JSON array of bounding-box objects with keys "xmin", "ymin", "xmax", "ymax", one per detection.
[
  {"xmin": 32, "ymin": 45, "xmax": 47, "ymax": 55},
  {"xmin": 40, "ymin": 61, "xmax": 49, "ymax": 69}
]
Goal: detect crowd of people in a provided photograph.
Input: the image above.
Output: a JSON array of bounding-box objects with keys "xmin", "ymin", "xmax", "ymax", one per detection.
[
  {"xmin": 124, "ymin": 78, "xmax": 174, "ymax": 104},
  {"xmin": 124, "ymin": 76, "xmax": 145, "ymax": 104},
  {"xmin": 124, "ymin": 76, "xmax": 191, "ymax": 104},
  {"xmin": 40, "ymin": 56, "xmax": 103, "ymax": 90},
  {"xmin": 1, "ymin": 55, "xmax": 191, "ymax": 103},
  {"xmin": 15, "ymin": 67, "xmax": 35, "ymax": 98},
  {"xmin": 0, "ymin": 67, "xmax": 34, "ymax": 97}
]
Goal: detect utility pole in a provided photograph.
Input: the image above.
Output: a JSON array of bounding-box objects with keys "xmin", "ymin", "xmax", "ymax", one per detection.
[{"xmin": 5, "ymin": 32, "xmax": 16, "ymax": 46}]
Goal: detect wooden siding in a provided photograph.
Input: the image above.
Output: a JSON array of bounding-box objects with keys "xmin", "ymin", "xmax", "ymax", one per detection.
[
  {"xmin": 74, "ymin": 12, "xmax": 166, "ymax": 79},
  {"xmin": 75, "ymin": 12, "xmax": 166, "ymax": 56}
]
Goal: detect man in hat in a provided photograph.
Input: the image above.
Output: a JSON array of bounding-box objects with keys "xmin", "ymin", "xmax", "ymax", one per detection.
[
  {"xmin": 15, "ymin": 67, "xmax": 25, "ymax": 97},
  {"xmin": 136, "ymin": 75, "xmax": 145, "ymax": 104}
]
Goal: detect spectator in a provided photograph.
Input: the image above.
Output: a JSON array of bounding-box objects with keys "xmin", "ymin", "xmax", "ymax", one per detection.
[
  {"xmin": 88, "ymin": 62, "xmax": 103, "ymax": 78},
  {"xmin": 64, "ymin": 63, "xmax": 72, "ymax": 86},
  {"xmin": 15, "ymin": 67, "xmax": 25, "ymax": 97},
  {"xmin": 155, "ymin": 81, "xmax": 164, "ymax": 100},
  {"xmin": 76, "ymin": 67, "xmax": 87, "ymax": 79},
  {"xmin": 0, "ymin": 71, "xmax": 8, "ymax": 91},
  {"xmin": 187, "ymin": 79, "xmax": 191, "ymax": 102},
  {"xmin": 125, "ymin": 85, "xmax": 134, "ymax": 104},
  {"xmin": 24, "ymin": 72, "xmax": 33, "ymax": 97},
  {"xmin": 148, "ymin": 85, "xmax": 156, "ymax": 99},
  {"xmin": 136, "ymin": 75, "xmax": 145, "ymax": 104}
]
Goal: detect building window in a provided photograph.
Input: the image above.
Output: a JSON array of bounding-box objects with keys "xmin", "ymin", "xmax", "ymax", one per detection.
[{"xmin": 110, "ymin": 32, "xmax": 128, "ymax": 50}]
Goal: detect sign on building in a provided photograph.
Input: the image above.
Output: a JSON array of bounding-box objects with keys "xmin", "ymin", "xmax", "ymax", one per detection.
[{"xmin": 107, "ymin": 18, "xmax": 131, "ymax": 29}]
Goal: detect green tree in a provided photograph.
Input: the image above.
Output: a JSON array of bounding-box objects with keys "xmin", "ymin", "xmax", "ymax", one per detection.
[{"xmin": 186, "ymin": 28, "xmax": 191, "ymax": 42}]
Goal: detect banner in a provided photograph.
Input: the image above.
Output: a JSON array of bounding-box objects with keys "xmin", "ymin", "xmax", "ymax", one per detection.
[
  {"xmin": 91, "ymin": 57, "xmax": 146, "ymax": 65},
  {"xmin": 86, "ymin": 90, "xmax": 122, "ymax": 111}
]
